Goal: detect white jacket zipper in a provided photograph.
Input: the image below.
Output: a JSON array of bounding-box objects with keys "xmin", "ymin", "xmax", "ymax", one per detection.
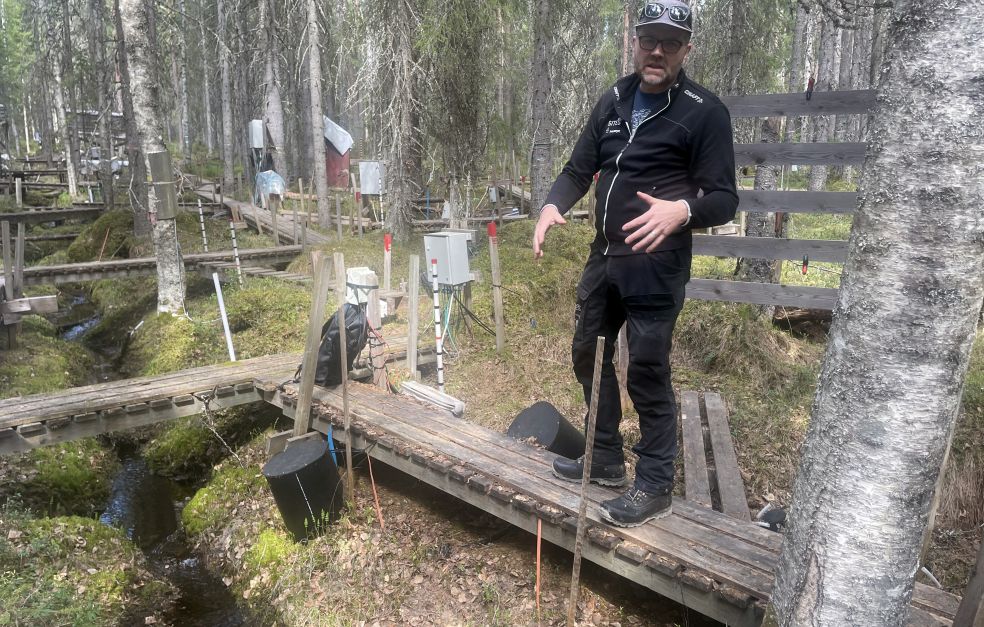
[{"xmin": 601, "ymin": 88, "xmax": 674, "ymax": 255}]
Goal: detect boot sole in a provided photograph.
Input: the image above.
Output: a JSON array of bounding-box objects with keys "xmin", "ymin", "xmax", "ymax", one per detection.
[
  {"xmin": 551, "ymin": 469, "xmax": 629, "ymax": 487},
  {"xmin": 599, "ymin": 506, "xmax": 673, "ymax": 528}
]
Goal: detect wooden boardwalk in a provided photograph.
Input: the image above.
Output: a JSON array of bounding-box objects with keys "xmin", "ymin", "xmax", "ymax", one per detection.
[{"xmin": 256, "ymin": 377, "xmax": 962, "ymax": 627}]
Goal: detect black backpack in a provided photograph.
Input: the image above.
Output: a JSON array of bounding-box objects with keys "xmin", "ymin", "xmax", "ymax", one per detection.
[{"xmin": 302, "ymin": 303, "xmax": 370, "ymax": 387}]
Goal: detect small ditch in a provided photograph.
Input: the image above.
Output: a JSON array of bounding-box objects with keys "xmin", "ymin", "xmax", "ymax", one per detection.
[{"xmin": 55, "ymin": 288, "xmax": 254, "ymax": 625}]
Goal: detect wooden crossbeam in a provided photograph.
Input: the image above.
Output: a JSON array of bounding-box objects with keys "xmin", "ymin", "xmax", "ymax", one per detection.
[
  {"xmin": 0, "ymin": 295, "xmax": 58, "ymax": 316},
  {"xmin": 722, "ymin": 90, "xmax": 875, "ymax": 118},
  {"xmin": 734, "ymin": 142, "xmax": 867, "ymax": 167}
]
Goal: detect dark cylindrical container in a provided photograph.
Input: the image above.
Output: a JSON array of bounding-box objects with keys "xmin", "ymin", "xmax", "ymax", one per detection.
[
  {"xmin": 262, "ymin": 438, "xmax": 344, "ymax": 542},
  {"xmin": 506, "ymin": 401, "xmax": 586, "ymax": 459}
]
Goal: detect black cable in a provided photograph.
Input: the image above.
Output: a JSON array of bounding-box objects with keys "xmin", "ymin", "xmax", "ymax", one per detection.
[{"xmin": 451, "ymin": 289, "xmax": 496, "ymax": 336}]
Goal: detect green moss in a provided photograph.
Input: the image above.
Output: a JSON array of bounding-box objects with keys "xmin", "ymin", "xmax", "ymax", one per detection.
[
  {"xmin": 0, "ymin": 316, "xmax": 93, "ymax": 396},
  {"xmin": 182, "ymin": 464, "xmax": 267, "ymax": 536},
  {"xmin": 244, "ymin": 528, "xmax": 298, "ymax": 572},
  {"xmin": 65, "ymin": 211, "xmax": 134, "ymax": 263},
  {"xmin": 954, "ymin": 331, "xmax": 984, "ymax": 463},
  {"xmin": 144, "ymin": 404, "xmax": 283, "ymax": 481},
  {"xmin": 0, "ymin": 507, "xmax": 175, "ymax": 625},
  {"xmin": 84, "ymin": 277, "xmax": 157, "ymax": 349},
  {"xmin": 1, "ymin": 440, "xmax": 119, "ymax": 517},
  {"xmin": 223, "ymin": 279, "xmax": 311, "ymax": 359},
  {"xmin": 120, "ymin": 313, "xmax": 213, "ymax": 376}
]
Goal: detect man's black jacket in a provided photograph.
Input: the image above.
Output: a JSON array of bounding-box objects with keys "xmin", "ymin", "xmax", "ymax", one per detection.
[{"xmin": 544, "ymin": 69, "xmax": 739, "ymax": 255}]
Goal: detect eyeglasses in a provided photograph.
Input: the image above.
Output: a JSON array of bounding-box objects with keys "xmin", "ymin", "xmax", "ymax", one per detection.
[
  {"xmin": 644, "ymin": 2, "xmax": 691, "ymax": 24},
  {"xmin": 637, "ymin": 36, "xmax": 685, "ymax": 54}
]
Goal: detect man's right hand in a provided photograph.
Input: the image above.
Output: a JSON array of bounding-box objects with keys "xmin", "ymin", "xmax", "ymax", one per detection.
[{"xmin": 533, "ymin": 204, "xmax": 567, "ymax": 259}]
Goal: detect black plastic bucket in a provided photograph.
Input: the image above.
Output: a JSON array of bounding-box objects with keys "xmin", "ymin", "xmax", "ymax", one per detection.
[
  {"xmin": 262, "ymin": 437, "xmax": 344, "ymax": 542},
  {"xmin": 506, "ymin": 401, "xmax": 586, "ymax": 460}
]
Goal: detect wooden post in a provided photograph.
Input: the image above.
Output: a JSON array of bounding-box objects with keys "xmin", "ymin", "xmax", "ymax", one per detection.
[
  {"xmin": 14, "ymin": 178, "xmax": 22, "ymax": 207},
  {"xmin": 1, "ymin": 222, "xmax": 14, "ymax": 302},
  {"xmin": 568, "ymin": 336, "xmax": 605, "ymax": 627},
  {"xmin": 618, "ymin": 325, "xmax": 630, "ymax": 411},
  {"xmin": 14, "ymin": 224, "xmax": 25, "ymax": 298},
  {"xmin": 334, "ymin": 252, "xmax": 354, "ymax": 503},
  {"xmin": 292, "ymin": 252, "xmax": 333, "ymax": 438},
  {"xmin": 408, "ymin": 255, "xmax": 420, "ymax": 379},
  {"xmin": 488, "ymin": 223, "xmax": 505, "ymax": 354},
  {"xmin": 954, "ymin": 537, "xmax": 984, "ymax": 626},
  {"xmin": 366, "ymin": 271, "xmax": 386, "ymax": 390},
  {"xmin": 299, "ymin": 178, "xmax": 309, "ymax": 247},
  {"xmin": 383, "ymin": 233, "xmax": 392, "ymax": 292},
  {"xmin": 270, "ymin": 194, "xmax": 281, "ymax": 246},
  {"xmin": 292, "ymin": 199, "xmax": 299, "ymax": 244},
  {"xmin": 335, "ymin": 194, "xmax": 343, "ymax": 240}
]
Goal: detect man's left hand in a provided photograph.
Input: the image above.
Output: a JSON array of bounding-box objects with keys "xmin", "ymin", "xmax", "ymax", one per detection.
[{"xmin": 623, "ymin": 192, "xmax": 689, "ymax": 252}]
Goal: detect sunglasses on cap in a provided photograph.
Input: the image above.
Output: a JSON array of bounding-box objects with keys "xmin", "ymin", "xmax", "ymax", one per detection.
[{"xmin": 643, "ymin": 2, "xmax": 692, "ymax": 23}]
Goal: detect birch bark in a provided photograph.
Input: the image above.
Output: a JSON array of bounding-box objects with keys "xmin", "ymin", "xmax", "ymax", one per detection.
[
  {"xmin": 305, "ymin": 0, "xmax": 330, "ymax": 225},
  {"xmin": 262, "ymin": 0, "xmax": 286, "ymax": 177},
  {"xmin": 529, "ymin": 0, "xmax": 553, "ymax": 214},
  {"xmin": 119, "ymin": 0, "xmax": 187, "ymax": 315},
  {"xmin": 217, "ymin": 0, "xmax": 234, "ymax": 190},
  {"xmin": 114, "ymin": 0, "xmax": 150, "ymax": 237},
  {"xmin": 765, "ymin": 0, "xmax": 984, "ymax": 623}
]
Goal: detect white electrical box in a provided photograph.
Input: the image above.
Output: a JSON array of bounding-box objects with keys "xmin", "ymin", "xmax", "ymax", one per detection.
[
  {"xmin": 249, "ymin": 120, "xmax": 265, "ymax": 150},
  {"xmin": 424, "ymin": 231, "xmax": 473, "ymax": 286},
  {"xmin": 358, "ymin": 161, "xmax": 386, "ymax": 195},
  {"xmin": 346, "ymin": 267, "xmax": 378, "ymax": 305}
]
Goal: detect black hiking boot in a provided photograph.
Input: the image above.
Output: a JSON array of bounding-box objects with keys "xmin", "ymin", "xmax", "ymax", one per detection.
[
  {"xmin": 551, "ymin": 456, "xmax": 628, "ymax": 487},
  {"xmin": 600, "ymin": 487, "xmax": 672, "ymax": 527}
]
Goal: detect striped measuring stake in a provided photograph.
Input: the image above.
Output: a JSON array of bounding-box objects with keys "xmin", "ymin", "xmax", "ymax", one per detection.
[
  {"xmin": 431, "ymin": 258, "xmax": 445, "ymax": 392},
  {"xmin": 229, "ymin": 221, "xmax": 244, "ymax": 287},
  {"xmin": 197, "ymin": 200, "xmax": 209, "ymax": 252}
]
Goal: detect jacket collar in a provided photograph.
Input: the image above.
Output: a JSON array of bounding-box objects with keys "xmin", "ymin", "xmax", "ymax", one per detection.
[{"xmin": 612, "ymin": 68, "xmax": 689, "ymax": 124}]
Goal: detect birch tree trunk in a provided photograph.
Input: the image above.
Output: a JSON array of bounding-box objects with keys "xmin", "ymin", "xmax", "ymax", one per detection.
[
  {"xmin": 217, "ymin": 0, "xmax": 234, "ymax": 191},
  {"xmin": 765, "ymin": 0, "xmax": 984, "ymax": 623},
  {"xmin": 60, "ymin": 0, "xmax": 81, "ymax": 184},
  {"xmin": 119, "ymin": 0, "xmax": 187, "ymax": 315},
  {"xmin": 89, "ymin": 0, "xmax": 115, "ymax": 209},
  {"xmin": 262, "ymin": 0, "xmax": 286, "ymax": 177},
  {"xmin": 177, "ymin": 0, "xmax": 190, "ymax": 156},
  {"xmin": 305, "ymin": 0, "xmax": 330, "ymax": 225},
  {"xmin": 50, "ymin": 53, "xmax": 78, "ymax": 197},
  {"xmin": 529, "ymin": 0, "xmax": 553, "ymax": 214},
  {"xmin": 115, "ymin": 0, "xmax": 150, "ymax": 237}
]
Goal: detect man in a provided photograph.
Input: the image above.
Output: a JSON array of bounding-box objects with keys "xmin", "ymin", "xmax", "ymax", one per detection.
[{"xmin": 532, "ymin": 0, "xmax": 738, "ymax": 527}]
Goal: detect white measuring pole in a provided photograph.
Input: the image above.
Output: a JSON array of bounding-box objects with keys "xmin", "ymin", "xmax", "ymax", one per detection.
[
  {"xmin": 229, "ymin": 221, "xmax": 243, "ymax": 287},
  {"xmin": 431, "ymin": 258, "xmax": 445, "ymax": 393},
  {"xmin": 87, "ymin": 185, "xmax": 94, "ymax": 204},
  {"xmin": 212, "ymin": 272, "xmax": 237, "ymax": 362},
  {"xmin": 197, "ymin": 200, "xmax": 209, "ymax": 252}
]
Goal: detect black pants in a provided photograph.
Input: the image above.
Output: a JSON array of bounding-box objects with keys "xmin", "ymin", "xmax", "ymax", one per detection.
[{"xmin": 572, "ymin": 248, "xmax": 690, "ymax": 493}]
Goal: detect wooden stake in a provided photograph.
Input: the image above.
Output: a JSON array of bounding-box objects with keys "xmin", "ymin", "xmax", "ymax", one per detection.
[
  {"xmin": 13, "ymin": 224, "xmax": 25, "ymax": 298},
  {"xmin": 335, "ymin": 194, "xmax": 343, "ymax": 240},
  {"xmin": 567, "ymin": 336, "xmax": 605, "ymax": 627},
  {"xmin": 954, "ymin": 536, "xmax": 984, "ymax": 626},
  {"xmin": 97, "ymin": 227, "xmax": 111, "ymax": 262},
  {"xmin": 366, "ymin": 271, "xmax": 386, "ymax": 390},
  {"xmin": 488, "ymin": 223, "xmax": 505, "ymax": 354},
  {"xmin": 1, "ymin": 222, "xmax": 14, "ymax": 301},
  {"xmin": 292, "ymin": 199, "xmax": 299, "ymax": 244},
  {"xmin": 334, "ymin": 252, "xmax": 354, "ymax": 503},
  {"xmin": 408, "ymin": 255, "xmax": 420, "ymax": 379},
  {"xmin": 298, "ymin": 178, "xmax": 308, "ymax": 247},
  {"xmin": 292, "ymin": 251, "xmax": 333, "ymax": 438},
  {"xmin": 14, "ymin": 178, "xmax": 22, "ymax": 207},
  {"xmin": 383, "ymin": 233, "xmax": 392, "ymax": 292},
  {"xmin": 270, "ymin": 194, "xmax": 281, "ymax": 246},
  {"xmin": 618, "ymin": 325, "xmax": 630, "ymax": 411}
]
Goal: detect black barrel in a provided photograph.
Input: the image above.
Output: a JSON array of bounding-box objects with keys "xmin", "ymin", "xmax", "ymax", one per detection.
[
  {"xmin": 262, "ymin": 437, "xmax": 344, "ymax": 542},
  {"xmin": 506, "ymin": 401, "xmax": 586, "ymax": 459}
]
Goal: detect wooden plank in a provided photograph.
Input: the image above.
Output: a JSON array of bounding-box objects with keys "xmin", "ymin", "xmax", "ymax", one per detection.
[
  {"xmin": 681, "ymin": 391, "xmax": 712, "ymax": 509},
  {"xmin": 738, "ymin": 190, "xmax": 857, "ymax": 214},
  {"xmin": 0, "ymin": 296, "xmax": 58, "ymax": 315},
  {"xmin": 722, "ymin": 90, "xmax": 875, "ymax": 118},
  {"xmin": 0, "ymin": 207, "xmax": 103, "ymax": 225},
  {"xmin": 686, "ymin": 279, "xmax": 839, "ymax": 310},
  {"xmin": 953, "ymin": 537, "xmax": 984, "ymax": 626},
  {"xmin": 703, "ymin": 393, "xmax": 750, "ymax": 521},
  {"xmin": 734, "ymin": 143, "xmax": 866, "ymax": 167},
  {"xmin": 693, "ymin": 235, "xmax": 848, "ymax": 263}
]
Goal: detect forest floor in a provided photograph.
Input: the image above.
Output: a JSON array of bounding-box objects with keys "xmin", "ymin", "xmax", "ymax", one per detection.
[{"xmin": 0, "ymin": 185, "xmax": 980, "ymax": 625}]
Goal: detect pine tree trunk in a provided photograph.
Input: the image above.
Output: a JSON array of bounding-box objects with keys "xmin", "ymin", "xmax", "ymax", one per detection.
[
  {"xmin": 217, "ymin": 0, "xmax": 234, "ymax": 191},
  {"xmin": 305, "ymin": 0, "xmax": 331, "ymax": 225},
  {"xmin": 262, "ymin": 0, "xmax": 286, "ymax": 177},
  {"xmin": 765, "ymin": 0, "xmax": 984, "ymax": 622},
  {"xmin": 785, "ymin": 2, "xmax": 809, "ymax": 142},
  {"xmin": 115, "ymin": 0, "xmax": 150, "ymax": 238},
  {"xmin": 199, "ymin": 0, "xmax": 213, "ymax": 154},
  {"xmin": 808, "ymin": 17, "xmax": 837, "ymax": 192},
  {"xmin": 119, "ymin": 0, "xmax": 187, "ymax": 315},
  {"xmin": 529, "ymin": 0, "xmax": 553, "ymax": 214}
]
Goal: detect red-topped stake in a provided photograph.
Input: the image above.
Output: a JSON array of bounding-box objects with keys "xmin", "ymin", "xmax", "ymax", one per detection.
[{"xmin": 487, "ymin": 221, "xmax": 497, "ymax": 239}]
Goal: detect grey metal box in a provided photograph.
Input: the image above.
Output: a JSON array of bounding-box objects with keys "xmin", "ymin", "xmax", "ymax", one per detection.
[{"xmin": 424, "ymin": 232, "xmax": 472, "ymax": 286}]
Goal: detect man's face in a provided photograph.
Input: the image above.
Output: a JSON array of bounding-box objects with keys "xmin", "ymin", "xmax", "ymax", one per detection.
[{"xmin": 633, "ymin": 24, "xmax": 693, "ymax": 93}]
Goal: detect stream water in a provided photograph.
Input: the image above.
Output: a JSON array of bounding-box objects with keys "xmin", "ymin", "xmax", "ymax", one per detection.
[{"xmin": 57, "ymin": 291, "xmax": 253, "ymax": 625}]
